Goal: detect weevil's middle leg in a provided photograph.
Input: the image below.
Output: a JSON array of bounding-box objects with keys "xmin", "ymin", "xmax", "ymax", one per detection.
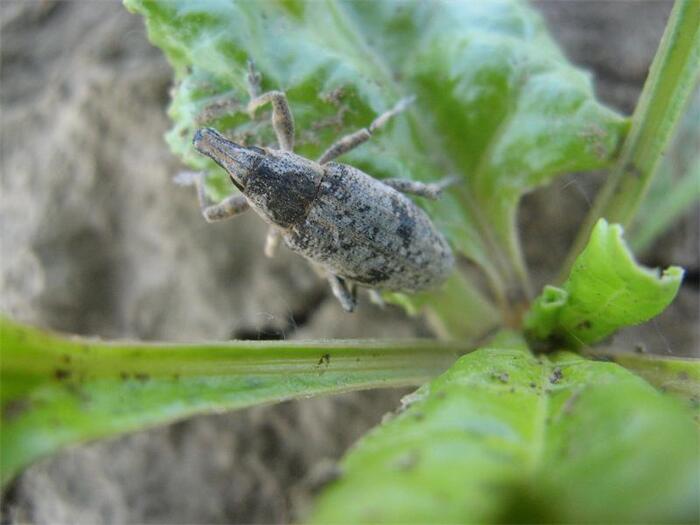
[
  {"xmin": 318, "ymin": 96, "xmax": 415, "ymax": 165},
  {"xmin": 382, "ymin": 175, "xmax": 458, "ymax": 200},
  {"xmin": 246, "ymin": 60, "xmax": 295, "ymax": 151},
  {"xmin": 264, "ymin": 227, "xmax": 281, "ymax": 258},
  {"xmin": 368, "ymin": 289, "xmax": 386, "ymax": 309},
  {"xmin": 327, "ymin": 274, "xmax": 356, "ymax": 313}
]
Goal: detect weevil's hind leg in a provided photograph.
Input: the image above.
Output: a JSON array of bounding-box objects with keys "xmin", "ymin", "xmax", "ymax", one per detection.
[
  {"xmin": 327, "ymin": 274, "xmax": 356, "ymax": 313},
  {"xmin": 264, "ymin": 227, "xmax": 281, "ymax": 258},
  {"xmin": 368, "ymin": 289, "xmax": 386, "ymax": 309},
  {"xmin": 175, "ymin": 171, "xmax": 250, "ymax": 222},
  {"xmin": 318, "ymin": 96, "xmax": 415, "ymax": 165},
  {"xmin": 382, "ymin": 175, "xmax": 458, "ymax": 200},
  {"xmin": 246, "ymin": 60, "xmax": 295, "ymax": 151}
]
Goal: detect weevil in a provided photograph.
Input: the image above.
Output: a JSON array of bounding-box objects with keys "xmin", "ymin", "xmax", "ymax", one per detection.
[{"xmin": 183, "ymin": 62, "xmax": 454, "ymax": 312}]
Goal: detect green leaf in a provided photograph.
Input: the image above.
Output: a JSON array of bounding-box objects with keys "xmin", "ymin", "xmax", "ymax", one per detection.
[
  {"xmin": 309, "ymin": 334, "xmax": 699, "ymax": 523},
  {"xmin": 0, "ymin": 317, "xmax": 464, "ymax": 487},
  {"xmin": 525, "ymin": 219, "xmax": 683, "ymax": 349},
  {"xmin": 124, "ymin": 0, "xmax": 627, "ymax": 333}
]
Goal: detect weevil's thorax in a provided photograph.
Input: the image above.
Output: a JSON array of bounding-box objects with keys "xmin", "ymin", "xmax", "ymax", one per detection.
[{"xmin": 244, "ymin": 150, "xmax": 324, "ymax": 228}]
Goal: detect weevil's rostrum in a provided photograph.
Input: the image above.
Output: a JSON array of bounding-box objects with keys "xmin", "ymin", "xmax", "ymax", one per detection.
[{"xmin": 188, "ymin": 62, "xmax": 454, "ymax": 312}]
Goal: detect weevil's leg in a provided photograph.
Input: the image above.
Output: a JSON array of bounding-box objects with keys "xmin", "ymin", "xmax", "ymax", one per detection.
[
  {"xmin": 318, "ymin": 96, "xmax": 415, "ymax": 165},
  {"xmin": 368, "ymin": 289, "xmax": 386, "ymax": 309},
  {"xmin": 264, "ymin": 227, "xmax": 281, "ymax": 258},
  {"xmin": 201, "ymin": 194, "xmax": 250, "ymax": 223},
  {"xmin": 176, "ymin": 171, "xmax": 250, "ymax": 222},
  {"xmin": 327, "ymin": 274, "xmax": 356, "ymax": 313},
  {"xmin": 246, "ymin": 60, "xmax": 295, "ymax": 151},
  {"xmin": 246, "ymin": 59, "xmax": 262, "ymax": 99},
  {"xmin": 382, "ymin": 175, "xmax": 458, "ymax": 200}
]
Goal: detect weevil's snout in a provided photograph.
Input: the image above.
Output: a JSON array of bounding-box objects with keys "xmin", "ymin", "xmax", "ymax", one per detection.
[{"xmin": 193, "ymin": 128, "xmax": 264, "ymax": 189}]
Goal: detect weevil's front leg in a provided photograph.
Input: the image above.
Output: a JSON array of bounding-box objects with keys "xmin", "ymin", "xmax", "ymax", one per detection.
[
  {"xmin": 175, "ymin": 171, "xmax": 250, "ymax": 222},
  {"xmin": 327, "ymin": 274, "xmax": 356, "ymax": 313},
  {"xmin": 246, "ymin": 61, "xmax": 295, "ymax": 151},
  {"xmin": 264, "ymin": 227, "xmax": 281, "ymax": 258},
  {"xmin": 382, "ymin": 175, "xmax": 458, "ymax": 200},
  {"xmin": 318, "ymin": 96, "xmax": 415, "ymax": 165}
]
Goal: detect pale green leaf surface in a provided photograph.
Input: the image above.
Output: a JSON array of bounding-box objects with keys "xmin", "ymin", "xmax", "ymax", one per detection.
[
  {"xmin": 310, "ymin": 334, "xmax": 699, "ymax": 524},
  {"xmin": 0, "ymin": 317, "xmax": 462, "ymax": 487},
  {"xmin": 124, "ymin": 0, "xmax": 627, "ymax": 330},
  {"xmin": 525, "ymin": 219, "xmax": 683, "ymax": 348}
]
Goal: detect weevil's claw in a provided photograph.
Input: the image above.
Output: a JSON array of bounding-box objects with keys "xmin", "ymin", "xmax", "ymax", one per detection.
[
  {"xmin": 246, "ymin": 58, "xmax": 262, "ymax": 99},
  {"xmin": 173, "ymin": 171, "xmax": 203, "ymax": 187},
  {"xmin": 395, "ymin": 94, "xmax": 416, "ymax": 112},
  {"xmin": 440, "ymin": 175, "xmax": 460, "ymax": 188}
]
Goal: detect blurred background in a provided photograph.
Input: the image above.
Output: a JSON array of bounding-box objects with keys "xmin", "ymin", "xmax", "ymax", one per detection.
[{"xmin": 1, "ymin": 1, "xmax": 697, "ymax": 523}]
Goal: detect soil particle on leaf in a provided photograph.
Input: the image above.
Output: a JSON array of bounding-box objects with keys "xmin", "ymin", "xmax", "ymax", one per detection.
[
  {"xmin": 549, "ymin": 367, "xmax": 564, "ymax": 384},
  {"xmin": 2, "ymin": 399, "xmax": 32, "ymax": 423},
  {"xmin": 494, "ymin": 372, "xmax": 510, "ymax": 383},
  {"xmin": 53, "ymin": 368, "xmax": 72, "ymax": 381},
  {"xmin": 576, "ymin": 319, "xmax": 592, "ymax": 330}
]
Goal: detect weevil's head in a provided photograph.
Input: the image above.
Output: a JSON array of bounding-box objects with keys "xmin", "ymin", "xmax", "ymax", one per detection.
[
  {"xmin": 193, "ymin": 128, "xmax": 323, "ymax": 227},
  {"xmin": 193, "ymin": 128, "xmax": 263, "ymax": 192}
]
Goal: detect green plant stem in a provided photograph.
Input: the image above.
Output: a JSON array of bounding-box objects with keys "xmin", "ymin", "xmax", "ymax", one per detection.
[
  {"xmin": 582, "ymin": 348, "xmax": 700, "ymax": 411},
  {"xmin": 560, "ymin": 0, "xmax": 700, "ymax": 279},
  {"xmin": 1, "ymin": 317, "xmax": 469, "ymax": 486}
]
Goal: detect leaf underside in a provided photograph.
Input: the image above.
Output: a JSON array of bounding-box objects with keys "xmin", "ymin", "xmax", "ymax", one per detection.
[
  {"xmin": 124, "ymin": 0, "xmax": 628, "ymax": 336},
  {"xmin": 310, "ymin": 333, "xmax": 700, "ymax": 524}
]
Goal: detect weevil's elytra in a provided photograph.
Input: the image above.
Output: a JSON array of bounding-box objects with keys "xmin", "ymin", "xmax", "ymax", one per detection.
[{"xmin": 186, "ymin": 60, "xmax": 455, "ymax": 312}]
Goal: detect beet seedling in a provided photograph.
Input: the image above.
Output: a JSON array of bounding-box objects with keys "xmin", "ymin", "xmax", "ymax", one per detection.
[{"xmin": 2, "ymin": 1, "xmax": 698, "ymax": 522}]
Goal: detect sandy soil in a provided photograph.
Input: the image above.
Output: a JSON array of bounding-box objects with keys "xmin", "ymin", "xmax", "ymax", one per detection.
[{"xmin": 0, "ymin": 1, "xmax": 696, "ymax": 523}]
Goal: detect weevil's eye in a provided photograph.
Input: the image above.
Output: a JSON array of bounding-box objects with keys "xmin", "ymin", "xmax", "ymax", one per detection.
[{"xmin": 248, "ymin": 145, "xmax": 267, "ymax": 155}]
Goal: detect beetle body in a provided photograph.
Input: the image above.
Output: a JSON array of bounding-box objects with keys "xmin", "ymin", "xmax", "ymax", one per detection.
[
  {"xmin": 285, "ymin": 161, "xmax": 453, "ymax": 292},
  {"xmin": 194, "ymin": 129, "xmax": 454, "ymax": 295},
  {"xmin": 188, "ymin": 65, "xmax": 454, "ymax": 311}
]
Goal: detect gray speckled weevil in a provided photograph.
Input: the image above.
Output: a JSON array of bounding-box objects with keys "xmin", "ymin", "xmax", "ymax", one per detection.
[{"xmin": 183, "ymin": 62, "xmax": 454, "ymax": 312}]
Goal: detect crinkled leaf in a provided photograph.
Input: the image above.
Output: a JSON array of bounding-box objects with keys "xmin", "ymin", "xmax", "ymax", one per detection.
[
  {"xmin": 525, "ymin": 219, "xmax": 683, "ymax": 349},
  {"xmin": 124, "ymin": 0, "xmax": 627, "ymax": 333},
  {"xmin": 310, "ymin": 334, "xmax": 699, "ymax": 524},
  {"xmin": 0, "ymin": 317, "xmax": 461, "ymax": 487}
]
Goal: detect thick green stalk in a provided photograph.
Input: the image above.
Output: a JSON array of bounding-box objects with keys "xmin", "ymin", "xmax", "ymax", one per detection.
[
  {"xmin": 1, "ymin": 317, "xmax": 467, "ymax": 486},
  {"xmin": 561, "ymin": 0, "xmax": 700, "ymax": 278}
]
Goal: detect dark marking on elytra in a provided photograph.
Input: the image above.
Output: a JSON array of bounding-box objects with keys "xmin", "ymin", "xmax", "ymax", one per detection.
[
  {"xmin": 318, "ymin": 353, "xmax": 331, "ymax": 367},
  {"xmin": 391, "ymin": 195, "xmax": 415, "ymax": 249}
]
